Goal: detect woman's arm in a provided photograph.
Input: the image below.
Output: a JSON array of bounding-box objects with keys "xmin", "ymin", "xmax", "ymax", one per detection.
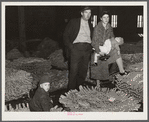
[{"xmin": 91, "ymin": 25, "xmax": 103, "ymax": 54}]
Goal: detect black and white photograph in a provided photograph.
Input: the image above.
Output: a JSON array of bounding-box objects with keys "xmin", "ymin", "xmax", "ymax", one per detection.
[{"xmin": 2, "ymin": 1, "xmax": 148, "ymax": 121}]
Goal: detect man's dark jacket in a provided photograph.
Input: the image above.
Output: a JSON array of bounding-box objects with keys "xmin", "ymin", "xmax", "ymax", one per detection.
[
  {"xmin": 63, "ymin": 18, "xmax": 93, "ymax": 50},
  {"xmin": 29, "ymin": 87, "xmax": 53, "ymax": 111}
]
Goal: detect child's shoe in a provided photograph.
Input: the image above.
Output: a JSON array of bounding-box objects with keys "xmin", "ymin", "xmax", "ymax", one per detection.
[
  {"xmin": 99, "ymin": 54, "xmax": 110, "ymax": 61},
  {"xmin": 119, "ymin": 70, "xmax": 130, "ymax": 76}
]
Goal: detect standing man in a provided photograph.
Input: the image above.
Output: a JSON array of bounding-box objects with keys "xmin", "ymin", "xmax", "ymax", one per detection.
[{"xmin": 63, "ymin": 6, "xmax": 93, "ymax": 91}]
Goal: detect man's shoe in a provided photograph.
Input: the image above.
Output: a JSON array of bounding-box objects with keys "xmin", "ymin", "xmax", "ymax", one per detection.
[
  {"xmin": 82, "ymin": 82, "xmax": 96, "ymax": 89},
  {"xmin": 91, "ymin": 63, "xmax": 98, "ymax": 66}
]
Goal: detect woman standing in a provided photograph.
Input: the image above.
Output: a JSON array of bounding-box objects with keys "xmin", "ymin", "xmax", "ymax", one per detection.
[{"xmin": 91, "ymin": 10, "xmax": 129, "ymax": 89}]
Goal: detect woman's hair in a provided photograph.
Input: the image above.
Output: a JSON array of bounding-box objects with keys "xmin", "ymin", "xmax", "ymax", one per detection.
[{"xmin": 100, "ymin": 10, "xmax": 111, "ymax": 18}]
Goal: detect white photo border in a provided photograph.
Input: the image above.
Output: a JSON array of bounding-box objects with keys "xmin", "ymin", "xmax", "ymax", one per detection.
[{"xmin": 2, "ymin": 1, "xmax": 148, "ymax": 121}]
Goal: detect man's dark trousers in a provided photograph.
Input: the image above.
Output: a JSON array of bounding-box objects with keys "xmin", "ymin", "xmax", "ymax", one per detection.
[{"xmin": 68, "ymin": 43, "xmax": 92, "ymax": 91}]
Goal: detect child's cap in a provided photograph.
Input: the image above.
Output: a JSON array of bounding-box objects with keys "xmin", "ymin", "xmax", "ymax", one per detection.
[{"xmin": 39, "ymin": 74, "xmax": 51, "ymax": 85}]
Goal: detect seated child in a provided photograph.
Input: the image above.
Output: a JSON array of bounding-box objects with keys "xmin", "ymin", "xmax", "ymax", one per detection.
[
  {"xmin": 93, "ymin": 37, "xmax": 124, "ymax": 64},
  {"xmin": 29, "ymin": 74, "xmax": 53, "ymax": 111}
]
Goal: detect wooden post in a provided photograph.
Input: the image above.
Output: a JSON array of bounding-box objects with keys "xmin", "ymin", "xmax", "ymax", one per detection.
[{"xmin": 18, "ymin": 6, "xmax": 28, "ymax": 56}]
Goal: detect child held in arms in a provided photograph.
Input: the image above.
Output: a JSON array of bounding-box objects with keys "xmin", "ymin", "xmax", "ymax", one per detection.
[
  {"xmin": 93, "ymin": 37, "xmax": 124, "ymax": 64},
  {"xmin": 29, "ymin": 74, "xmax": 53, "ymax": 111}
]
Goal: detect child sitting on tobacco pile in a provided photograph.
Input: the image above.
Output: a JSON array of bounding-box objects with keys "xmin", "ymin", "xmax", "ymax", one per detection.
[
  {"xmin": 29, "ymin": 74, "xmax": 53, "ymax": 111},
  {"xmin": 93, "ymin": 37, "xmax": 124, "ymax": 65}
]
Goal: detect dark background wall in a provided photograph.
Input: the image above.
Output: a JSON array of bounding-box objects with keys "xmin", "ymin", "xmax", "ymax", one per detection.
[
  {"xmin": 109, "ymin": 6, "xmax": 143, "ymax": 41},
  {"xmin": 6, "ymin": 6, "xmax": 143, "ymax": 42}
]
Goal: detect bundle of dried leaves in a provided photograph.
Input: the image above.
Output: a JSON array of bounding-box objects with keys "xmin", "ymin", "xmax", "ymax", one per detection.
[
  {"xmin": 115, "ymin": 71, "xmax": 143, "ymax": 101},
  {"xmin": 5, "ymin": 68, "xmax": 33, "ymax": 102},
  {"xmin": 48, "ymin": 49, "xmax": 68, "ymax": 69},
  {"xmin": 6, "ymin": 48, "xmax": 24, "ymax": 60},
  {"xmin": 59, "ymin": 86, "xmax": 140, "ymax": 112},
  {"xmin": 6, "ymin": 58, "xmax": 52, "ymax": 89}
]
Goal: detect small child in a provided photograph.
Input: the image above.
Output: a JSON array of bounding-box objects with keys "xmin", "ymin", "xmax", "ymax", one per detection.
[
  {"xmin": 93, "ymin": 37, "xmax": 124, "ymax": 64},
  {"xmin": 29, "ymin": 74, "xmax": 53, "ymax": 111}
]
